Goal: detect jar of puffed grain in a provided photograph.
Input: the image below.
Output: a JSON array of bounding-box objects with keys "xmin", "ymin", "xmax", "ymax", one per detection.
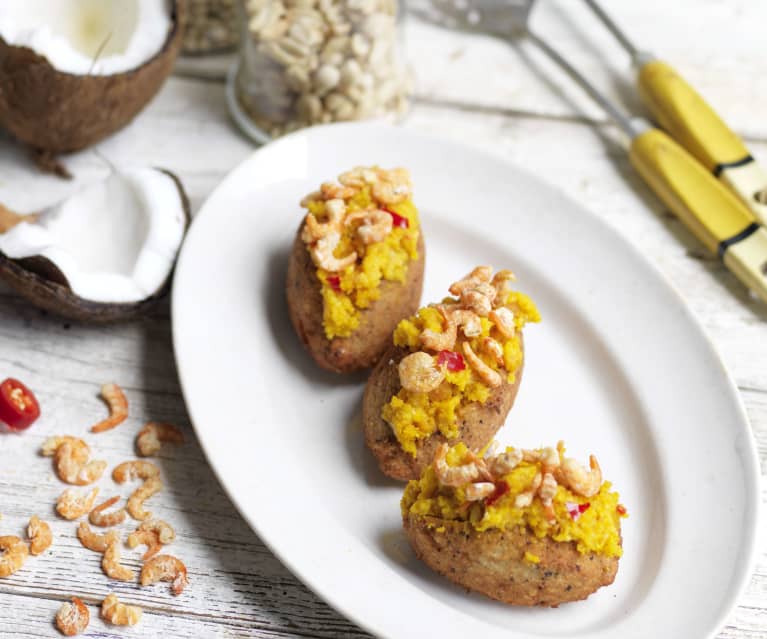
[
  {"xmin": 228, "ymin": 0, "xmax": 411, "ymax": 141},
  {"xmin": 183, "ymin": 0, "xmax": 239, "ymax": 54}
]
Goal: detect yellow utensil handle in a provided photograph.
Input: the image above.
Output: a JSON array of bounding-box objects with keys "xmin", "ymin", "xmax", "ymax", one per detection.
[
  {"xmin": 629, "ymin": 128, "xmax": 757, "ymax": 255},
  {"xmin": 638, "ymin": 60, "xmax": 750, "ymax": 173}
]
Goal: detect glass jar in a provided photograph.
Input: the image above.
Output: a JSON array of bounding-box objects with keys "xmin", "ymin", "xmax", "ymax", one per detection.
[
  {"xmin": 183, "ymin": 0, "xmax": 239, "ymax": 54},
  {"xmin": 228, "ymin": 0, "xmax": 411, "ymax": 141}
]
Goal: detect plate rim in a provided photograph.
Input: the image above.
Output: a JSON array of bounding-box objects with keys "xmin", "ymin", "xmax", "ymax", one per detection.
[{"xmin": 171, "ymin": 121, "xmax": 761, "ymax": 639}]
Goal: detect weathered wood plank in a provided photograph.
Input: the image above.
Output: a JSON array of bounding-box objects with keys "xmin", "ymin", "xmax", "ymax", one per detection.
[
  {"xmin": 408, "ymin": 0, "xmax": 767, "ymax": 141},
  {"xmin": 1, "ymin": 1, "xmax": 766, "ymax": 635},
  {"xmin": 1, "ymin": 106, "xmax": 765, "ymax": 638},
  {"xmin": 0, "ymin": 292, "xmax": 371, "ymax": 638},
  {"xmin": 0, "ymin": 590, "xmax": 371, "ymax": 638}
]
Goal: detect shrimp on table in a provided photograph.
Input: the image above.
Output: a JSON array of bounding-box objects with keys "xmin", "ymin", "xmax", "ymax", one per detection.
[
  {"xmin": 128, "ymin": 519, "xmax": 175, "ymax": 560},
  {"xmin": 89, "ymin": 496, "xmax": 126, "ymax": 527},
  {"xmin": 51, "ymin": 439, "xmax": 88, "ymax": 479},
  {"xmin": 136, "ymin": 422, "xmax": 184, "ymax": 457},
  {"xmin": 41, "ymin": 435, "xmax": 86, "ymax": 458},
  {"xmin": 90, "ymin": 383, "xmax": 128, "ymax": 433},
  {"xmin": 42, "ymin": 436, "xmax": 106, "ymax": 486},
  {"xmin": 140, "ymin": 554, "xmax": 188, "ymax": 595},
  {"xmin": 55, "ymin": 596, "xmax": 89, "ymax": 636},
  {"xmin": 56, "ymin": 488, "xmax": 99, "ymax": 520},
  {"xmin": 0, "ymin": 535, "xmax": 28, "ymax": 577},
  {"xmin": 101, "ymin": 593, "xmax": 142, "ymax": 626},
  {"xmin": 102, "ymin": 540, "xmax": 135, "ymax": 582},
  {"xmin": 127, "ymin": 530, "xmax": 162, "ymax": 560},
  {"xmin": 77, "ymin": 522, "xmax": 119, "ymax": 553},
  {"xmin": 112, "ymin": 461, "xmax": 160, "ymax": 483},
  {"xmin": 27, "ymin": 515, "xmax": 52, "ymax": 555},
  {"xmin": 56, "ymin": 443, "xmax": 106, "ymax": 486},
  {"xmin": 112, "ymin": 460, "xmax": 163, "ymax": 521},
  {"xmin": 136, "ymin": 519, "xmax": 176, "ymax": 544},
  {"xmin": 126, "ymin": 477, "xmax": 163, "ymax": 521}
]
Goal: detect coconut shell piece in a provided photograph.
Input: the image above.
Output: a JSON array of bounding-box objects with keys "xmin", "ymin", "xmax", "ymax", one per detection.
[
  {"xmin": 0, "ymin": 170, "xmax": 191, "ymax": 323},
  {"xmin": 0, "ymin": 1, "xmax": 184, "ymax": 155}
]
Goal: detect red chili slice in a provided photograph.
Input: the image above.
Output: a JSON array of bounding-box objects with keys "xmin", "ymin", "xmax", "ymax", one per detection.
[
  {"xmin": 385, "ymin": 209, "xmax": 409, "ymax": 229},
  {"xmin": 438, "ymin": 350, "xmax": 465, "ymax": 372},
  {"xmin": 566, "ymin": 501, "xmax": 590, "ymax": 520},
  {"xmin": 326, "ymin": 275, "xmax": 341, "ymax": 292},
  {"xmin": 0, "ymin": 378, "xmax": 40, "ymax": 431},
  {"xmin": 485, "ymin": 481, "xmax": 510, "ymax": 507},
  {"xmin": 616, "ymin": 504, "xmax": 627, "ymax": 516}
]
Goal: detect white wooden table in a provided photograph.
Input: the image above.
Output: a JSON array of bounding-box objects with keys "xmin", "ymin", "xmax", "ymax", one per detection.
[{"xmin": 1, "ymin": 1, "xmax": 765, "ymax": 636}]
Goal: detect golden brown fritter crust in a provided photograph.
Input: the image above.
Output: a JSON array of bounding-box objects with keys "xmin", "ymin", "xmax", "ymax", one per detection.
[
  {"xmin": 286, "ymin": 225, "xmax": 425, "ymax": 374},
  {"xmin": 403, "ymin": 514, "xmax": 619, "ymax": 606},
  {"xmin": 363, "ymin": 339, "xmax": 524, "ymax": 481}
]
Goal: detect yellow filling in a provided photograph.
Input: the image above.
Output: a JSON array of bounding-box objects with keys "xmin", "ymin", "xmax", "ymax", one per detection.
[
  {"xmin": 311, "ymin": 188, "xmax": 420, "ymax": 339},
  {"xmin": 382, "ymin": 293, "xmax": 540, "ymax": 456},
  {"xmin": 401, "ymin": 444, "xmax": 626, "ymax": 557}
]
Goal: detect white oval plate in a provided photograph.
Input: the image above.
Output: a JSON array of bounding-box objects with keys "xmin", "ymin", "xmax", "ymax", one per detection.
[{"xmin": 172, "ymin": 123, "xmax": 760, "ymax": 639}]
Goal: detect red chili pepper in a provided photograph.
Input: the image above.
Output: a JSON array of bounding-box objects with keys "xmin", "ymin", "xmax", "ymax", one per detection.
[
  {"xmin": 385, "ymin": 208, "xmax": 409, "ymax": 229},
  {"xmin": 438, "ymin": 350, "xmax": 465, "ymax": 372},
  {"xmin": 485, "ymin": 481, "xmax": 510, "ymax": 507},
  {"xmin": 0, "ymin": 378, "xmax": 40, "ymax": 431},
  {"xmin": 326, "ymin": 275, "xmax": 341, "ymax": 292},
  {"xmin": 566, "ymin": 501, "xmax": 590, "ymax": 520},
  {"xmin": 616, "ymin": 504, "xmax": 627, "ymax": 516}
]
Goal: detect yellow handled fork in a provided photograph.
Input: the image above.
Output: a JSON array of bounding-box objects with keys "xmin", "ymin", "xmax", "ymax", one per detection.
[
  {"xmin": 526, "ymin": 29, "xmax": 767, "ymax": 304},
  {"xmin": 584, "ymin": 0, "xmax": 767, "ymax": 226},
  {"xmin": 417, "ymin": 0, "xmax": 767, "ymax": 303}
]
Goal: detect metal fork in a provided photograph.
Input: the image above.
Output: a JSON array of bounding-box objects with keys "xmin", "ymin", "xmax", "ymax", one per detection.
[
  {"xmin": 582, "ymin": 0, "xmax": 767, "ymax": 225},
  {"xmin": 412, "ymin": 0, "xmax": 767, "ymax": 303},
  {"xmin": 412, "ymin": 0, "xmax": 643, "ymax": 137}
]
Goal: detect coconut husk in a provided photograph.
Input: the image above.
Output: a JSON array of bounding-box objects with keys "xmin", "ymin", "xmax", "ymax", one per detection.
[
  {"xmin": 0, "ymin": 170, "xmax": 191, "ymax": 323},
  {"xmin": 0, "ymin": 1, "xmax": 185, "ymax": 155}
]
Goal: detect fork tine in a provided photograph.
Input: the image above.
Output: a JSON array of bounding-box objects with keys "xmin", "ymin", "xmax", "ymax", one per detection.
[{"xmin": 410, "ymin": 0, "xmax": 534, "ymax": 35}]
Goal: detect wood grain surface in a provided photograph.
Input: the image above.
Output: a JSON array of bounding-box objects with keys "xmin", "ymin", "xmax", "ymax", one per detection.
[{"xmin": 1, "ymin": 1, "xmax": 765, "ymax": 637}]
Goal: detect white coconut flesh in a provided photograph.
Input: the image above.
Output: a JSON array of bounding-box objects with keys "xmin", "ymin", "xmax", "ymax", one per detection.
[
  {"xmin": 0, "ymin": 0, "xmax": 171, "ymax": 75},
  {"xmin": 0, "ymin": 169, "xmax": 186, "ymax": 304}
]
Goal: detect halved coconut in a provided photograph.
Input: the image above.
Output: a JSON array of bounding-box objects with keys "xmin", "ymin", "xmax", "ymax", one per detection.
[
  {"xmin": 0, "ymin": 168, "xmax": 190, "ymax": 321},
  {"xmin": 0, "ymin": 0, "xmax": 184, "ymax": 154}
]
